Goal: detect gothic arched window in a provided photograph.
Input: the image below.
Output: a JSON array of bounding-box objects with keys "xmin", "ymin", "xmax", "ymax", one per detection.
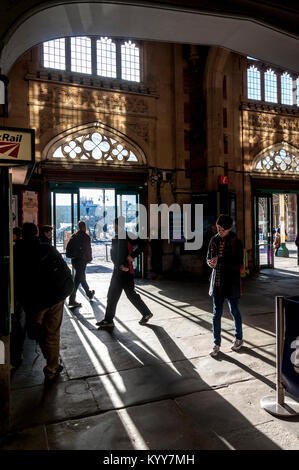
[
  {"xmin": 96, "ymin": 37, "xmax": 117, "ymax": 78},
  {"xmin": 252, "ymin": 143, "xmax": 299, "ymax": 175},
  {"xmin": 121, "ymin": 41, "xmax": 140, "ymax": 82},
  {"xmin": 44, "ymin": 123, "xmax": 146, "ymax": 167},
  {"xmin": 264, "ymin": 69, "xmax": 278, "ymax": 103},
  {"xmin": 281, "ymin": 72, "xmax": 293, "ymax": 105},
  {"xmin": 247, "ymin": 66, "xmax": 261, "ymax": 100}
]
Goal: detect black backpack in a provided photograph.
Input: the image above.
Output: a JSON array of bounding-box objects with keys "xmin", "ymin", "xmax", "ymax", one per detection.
[
  {"xmin": 39, "ymin": 245, "xmax": 74, "ymax": 302},
  {"xmin": 295, "ymin": 235, "xmax": 299, "ymax": 247},
  {"xmin": 66, "ymin": 234, "xmax": 83, "ymax": 258}
]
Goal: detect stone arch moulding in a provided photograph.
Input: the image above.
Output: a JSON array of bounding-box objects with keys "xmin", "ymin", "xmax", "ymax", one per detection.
[
  {"xmin": 42, "ymin": 121, "xmax": 147, "ymax": 168},
  {"xmin": 251, "ymin": 141, "xmax": 299, "ymax": 176}
]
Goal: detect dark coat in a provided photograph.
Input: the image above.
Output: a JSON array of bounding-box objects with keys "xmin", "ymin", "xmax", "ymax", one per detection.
[
  {"xmin": 207, "ymin": 232, "xmax": 243, "ymax": 298},
  {"xmin": 111, "ymin": 232, "xmax": 145, "ymax": 274},
  {"xmin": 14, "ymin": 237, "xmax": 72, "ymax": 313},
  {"xmin": 67, "ymin": 230, "xmax": 92, "ymax": 263}
]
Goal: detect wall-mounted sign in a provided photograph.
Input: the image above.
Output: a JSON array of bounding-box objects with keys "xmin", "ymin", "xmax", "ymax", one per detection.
[
  {"xmin": 0, "ymin": 127, "xmax": 35, "ymax": 165},
  {"xmin": 21, "ymin": 190, "xmax": 39, "ymax": 225},
  {"xmin": 218, "ymin": 176, "xmax": 228, "ymax": 185}
]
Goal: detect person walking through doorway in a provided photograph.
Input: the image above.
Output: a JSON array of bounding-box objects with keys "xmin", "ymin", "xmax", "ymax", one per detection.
[
  {"xmin": 207, "ymin": 214, "xmax": 244, "ymax": 357},
  {"xmin": 97, "ymin": 216, "xmax": 153, "ymax": 329},
  {"xmin": 66, "ymin": 220, "xmax": 95, "ymax": 308}
]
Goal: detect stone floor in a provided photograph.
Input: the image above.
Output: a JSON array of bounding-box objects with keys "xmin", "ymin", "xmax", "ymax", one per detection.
[{"xmin": 1, "ymin": 258, "xmax": 299, "ymax": 451}]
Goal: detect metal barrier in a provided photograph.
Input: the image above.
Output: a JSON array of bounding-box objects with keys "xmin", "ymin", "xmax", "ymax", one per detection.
[{"xmin": 261, "ymin": 296, "xmax": 299, "ymax": 417}]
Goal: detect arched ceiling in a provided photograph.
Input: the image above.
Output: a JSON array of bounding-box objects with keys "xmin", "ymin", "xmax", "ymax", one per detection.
[{"xmin": 0, "ymin": 0, "xmax": 298, "ymax": 75}]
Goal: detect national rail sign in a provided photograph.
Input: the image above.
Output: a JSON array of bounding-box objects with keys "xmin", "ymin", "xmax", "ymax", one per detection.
[{"xmin": 0, "ymin": 127, "xmax": 35, "ymax": 165}]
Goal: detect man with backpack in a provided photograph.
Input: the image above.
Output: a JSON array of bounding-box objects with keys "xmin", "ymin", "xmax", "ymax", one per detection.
[
  {"xmin": 207, "ymin": 214, "xmax": 244, "ymax": 357},
  {"xmin": 66, "ymin": 220, "xmax": 95, "ymax": 308},
  {"xmin": 14, "ymin": 223, "xmax": 74, "ymax": 384}
]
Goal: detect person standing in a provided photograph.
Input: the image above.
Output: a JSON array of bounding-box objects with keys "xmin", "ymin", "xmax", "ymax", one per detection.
[
  {"xmin": 207, "ymin": 214, "xmax": 244, "ymax": 357},
  {"xmin": 66, "ymin": 220, "xmax": 95, "ymax": 308},
  {"xmin": 39, "ymin": 225, "xmax": 53, "ymax": 244},
  {"xmin": 14, "ymin": 222, "xmax": 73, "ymax": 383},
  {"xmin": 97, "ymin": 216, "xmax": 153, "ymax": 329}
]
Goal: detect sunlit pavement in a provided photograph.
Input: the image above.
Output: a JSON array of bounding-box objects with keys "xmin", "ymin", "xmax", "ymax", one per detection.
[{"xmin": 2, "ymin": 258, "xmax": 299, "ymax": 450}]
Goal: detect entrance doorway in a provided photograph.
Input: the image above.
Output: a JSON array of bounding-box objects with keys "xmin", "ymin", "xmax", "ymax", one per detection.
[
  {"xmin": 50, "ymin": 184, "xmax": 142, "ymax": 274},
  {"xmin": 255, "ymin": 191, "xmax": 299, "ymax": 269}
]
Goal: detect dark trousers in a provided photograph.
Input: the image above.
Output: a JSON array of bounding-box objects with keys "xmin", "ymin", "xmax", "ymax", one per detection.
[
  {"xmin": 105, "ymin": 271, "xmax": 152, "ymax": 322},
  {"xmin": 70, "ymin": 259, "xmax": 90, "ymax": 302},
  {"xmin": 10, "ymin": 300, "xmax": 26, "ymax": 367}
]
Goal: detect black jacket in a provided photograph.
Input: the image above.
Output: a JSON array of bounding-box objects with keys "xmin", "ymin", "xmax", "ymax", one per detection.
[
  {"xmin": 66, "ymin": 230, "xmax": 92, "ymax": 263},
  {"xmin": 207, "ymin": 232, "xmax": 243, "ymax": 298},
  {"xmin": 111, "ymin": 232, "xmax": 145, "ymax": 274},
  {"xmin": 14, "ymin": 237, "xmax": 72, "ymax": 313}
]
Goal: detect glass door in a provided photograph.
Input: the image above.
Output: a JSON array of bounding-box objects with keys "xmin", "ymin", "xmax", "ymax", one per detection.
[
  {"xmin": 116, "ymin": 190, "xmax": 142, "ymax": 276},
  {"xmin": 51, "ymin": 190, "xmax": 79, "ymax": 255},
  {"xmin": 255, "ymin": 194, "xmax": 273, "ymax": 268}
]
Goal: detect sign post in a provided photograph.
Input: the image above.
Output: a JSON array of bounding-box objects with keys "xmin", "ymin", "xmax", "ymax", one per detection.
[{"xmin": 261, "ymin": 296, "xmax": 299, "ymax": 416}]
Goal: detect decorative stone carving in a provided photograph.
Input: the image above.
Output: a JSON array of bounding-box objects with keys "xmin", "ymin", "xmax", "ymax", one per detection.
[
  {"xmin": 246, "ymin": 111, "xmax": 299, "ymax": 133},
  {"xmin": 30, "ymin": 82, "xmax": 150, "ymax": 115}
]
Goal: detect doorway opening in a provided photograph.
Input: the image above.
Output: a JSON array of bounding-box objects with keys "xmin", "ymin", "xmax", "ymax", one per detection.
[
  {"xmin": 255, "ymin": 191, "xmax": 299, "ymax": 269},
  {"xmin": 50, "ymin": 183, "xmax": 142, "ymax": 275}
]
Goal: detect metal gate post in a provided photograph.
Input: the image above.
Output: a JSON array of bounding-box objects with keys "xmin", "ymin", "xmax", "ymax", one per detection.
[{"xmin": 261, "ymin": 296, "xmax": 299, "ymax": 417}]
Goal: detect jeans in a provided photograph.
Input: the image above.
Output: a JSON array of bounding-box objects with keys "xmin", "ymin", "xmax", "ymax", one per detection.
[
  {"xmin": 212, "ymin": 295, "xmax": 243, "ymax": 346},
  {"xmin": 70, "ymin": 259, "xmax": 91, "ymax": 302},
  {"xmin": 105, "ymin": 271, "xmax": 152, "ymax": 322}
]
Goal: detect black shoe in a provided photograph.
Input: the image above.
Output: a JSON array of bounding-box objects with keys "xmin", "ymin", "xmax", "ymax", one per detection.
[
  {"xmin": 43, "ymin": 364, "xmax": 63, "ymax": 385},
  {"xmin": 88, "ymin": 290, "xmax": 95, "ymax": 300},
  {"xmin": 97, "ymin": 320, "xmax": 115, "ymax": 329},
  {"xmin": 68, "ymin": 301, "xmax": 82, "ymax": 308},
  {"xmin": 139, "ymin": 313, "xmax": 153, "ymax": 325}
]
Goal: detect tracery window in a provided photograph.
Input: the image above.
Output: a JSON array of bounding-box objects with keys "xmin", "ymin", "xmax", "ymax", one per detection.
[
  {"xmin": 253, "ymin": 143, "xmax": 299, "ymax": 175},
  {"xmin": 43, "ymin": 38, "xmax": 66, "ymax": 70},
  {"xmin": 42, "ymin": 36, "xmax": 141, "ymax": 83},
  {"xmin": 264, "ymin": 69, "xmax": 277, "ymax": 103},
  {"xmin": 51, "ymin": 128, "xmax": 144, "ymax": 166}
]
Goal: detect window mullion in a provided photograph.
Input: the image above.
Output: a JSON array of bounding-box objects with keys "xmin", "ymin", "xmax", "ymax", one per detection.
[
  {"xmin": 277, "ymin": 73, "xmax": 282, "ymax": 104},
  {"xmin": 260, "ymin": 69, "xmax": 265, "ymax": 101},
  {"xmin": 65, "ymin": 37, "xmax": 71, "ymax": 72},
  {"xmin": 91, "ymin": 37, "xmax": 97, "ymax": 77},
  {"xmin": 116, "ymin": 40, "xmax": 122, "ymax": 80}
]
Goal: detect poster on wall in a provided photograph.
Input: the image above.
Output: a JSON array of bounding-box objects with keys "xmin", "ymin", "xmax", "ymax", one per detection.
[
  {"xmin": 21, "ymin": 190, "xmax": 39, "ymax": 225},
  {"xmin": 12, "ymin": 195, "xmax": 18, "ymax": 228}
]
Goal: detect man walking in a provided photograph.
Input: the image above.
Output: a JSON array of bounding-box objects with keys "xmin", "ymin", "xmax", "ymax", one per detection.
[
  {"xmin": 207, "ymin": 214, "xmax": 244, "ymax": 357},
  {"xmin": 66, "ymin": 220, "xmax": 95, "ymax": 308},
  {"xmin": 14, "ymin": 223, "xmax": 73, "ymax": 383},
  {"xmin": 97, "ymin": 216, "xmax": 153, "ymax": 329}
]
